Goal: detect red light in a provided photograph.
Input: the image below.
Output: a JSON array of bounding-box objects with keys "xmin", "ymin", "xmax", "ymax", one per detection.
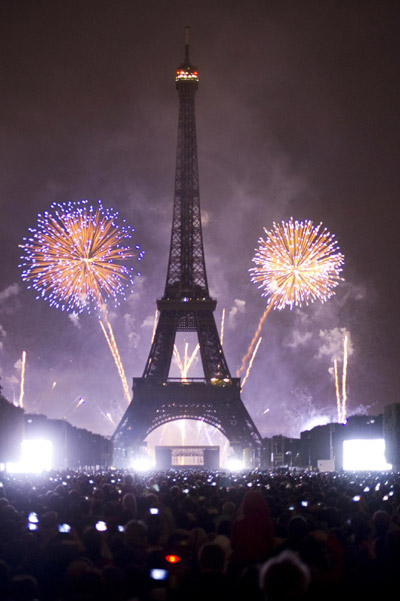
[{"xmin": 165, "ymin": 554, "xmax": 180, "ymax": 564}]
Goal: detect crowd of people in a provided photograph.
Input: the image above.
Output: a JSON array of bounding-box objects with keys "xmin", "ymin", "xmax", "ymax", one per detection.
[{"xmin": 1, "ymin": 467, "xmax": 400, "ymax": 600}]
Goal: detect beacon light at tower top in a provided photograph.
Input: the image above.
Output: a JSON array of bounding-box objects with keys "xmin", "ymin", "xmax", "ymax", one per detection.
[
  {"xmin": 250, "ymin": 218, "xmax": 345, "ymax": 310},
  {"xmin": 176, "ymin": 68, "xmax": 199, "ymax": 82},
  {"xmin": 19, "ymin": 199, "xmax": 144, "ymax": 314}
]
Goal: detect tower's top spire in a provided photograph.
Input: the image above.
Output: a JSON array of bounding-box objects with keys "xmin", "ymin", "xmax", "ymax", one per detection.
[
  {"xmin": 184, "ymin": 25, "xmax": 190, "ymax": 64},
  {"xmin": 176, "ymin": 26, "xmax": 198, "ymax": 85}
]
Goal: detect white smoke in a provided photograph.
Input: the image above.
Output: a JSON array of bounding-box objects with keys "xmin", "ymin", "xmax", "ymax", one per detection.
[
  {"xmin": 0, "ymin": 283, "xmax": 19, "ymax": 303},
  {"xmin": 127, "ymin": 276, "xmax": 146, "ymax": 308},
  {"xmin": 13, "ymin": 358, "xmax": 23, "ymax": 370},
  {"xmin": 68, "ymin": 313, "xmax": 81, "ymax": 328},
  {"xmin": 4, "ymin": 374, "xmax": 19, "ymax": 387},
  {"xmin": 284, "ymin": 330, "xmax": 312, "ymax": 349},
  {"xmin": 201, "ymin": 210, "xmax": 211, "ymax": 226},
  {"xmin": 124, "ymin": 312, "xmax": 140, "ymax": 348},
  {"xmin": 316, "ymin": 327, "xmax": 353, "ymax": 362},
  {"xmin": 106, "ymin": 308, "xmax": 118, "ymax": 321},
  {"xmin": 276, "ymin": 388, "xmax": 336, "ymax": 437},
  {"xmin": 141, "ymin": 313, "xmax": 156, "ymax": 328},
  {"xmin": 228, "ymin": 298, "xmax": 246, "ymax": 328}
]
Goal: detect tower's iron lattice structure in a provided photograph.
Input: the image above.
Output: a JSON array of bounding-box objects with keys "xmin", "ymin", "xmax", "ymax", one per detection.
[{"xmin": 113, "ymin": 29, "xmax": 262, "ymax": 464}]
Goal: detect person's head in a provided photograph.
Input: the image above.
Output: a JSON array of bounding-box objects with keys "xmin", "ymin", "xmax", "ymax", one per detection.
[
  {"xmin": 259, "ymin": 550, "xmax": 310, "ymax": 600},
  {"xmin": 373, "ymin": 509, "xmax": 390, "ymax": 537},
  {"xmin": 287, "ymin": 515, "xmax": 309, "ymax": 543},
  {"xmin": 124, "ymin": 474, "xmax": 134, "ymax": 487},
  {"xmin": 198, "ymin": 542, "xmax": 226, "ymax": 573},
  {"xmin": 0, "ymin": 560, "xmax": 11, "ymax": 598},
  {"xmin": 83, "ymin": 527, "xmax": 104, "ymax": 557},
  {"xmin": 125, "ymin": 519, "xmax": 147, "ymax": 546},
  {"xmin": 222, "ymin": 501, "xmax": 236, "ymax": 519},
  {"xmin": 10, "ymin": 574, "xmax": 39, "ymax": 601},
  {"xmin": 122, "ymin": 492, "xmax": 137, "ymax": 513},
  {"xmin": 65, "ymin": 560, "xmax": 104, "ymax": 597}
]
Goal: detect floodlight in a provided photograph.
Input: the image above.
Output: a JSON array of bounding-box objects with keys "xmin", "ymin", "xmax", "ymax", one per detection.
[
  {"xmin": 226, "ymin": 458, "xmax": 244, "ymax": 471},
  {"xmin": 343, "ymin": 439, "xmax": 392, "ymax": 471},
  {"xmin": 7, "ymin": 439, "xmax": 52, "ymax": 473},
  {"xmin": 131, "ymin": 456, "xmax": 154, "ymax": 472}
]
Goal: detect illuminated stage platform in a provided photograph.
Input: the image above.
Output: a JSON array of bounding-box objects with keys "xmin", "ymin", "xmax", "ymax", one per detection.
[{"xmin": 155, "ymin": 445, "xmax": 219, "ymax": 469}]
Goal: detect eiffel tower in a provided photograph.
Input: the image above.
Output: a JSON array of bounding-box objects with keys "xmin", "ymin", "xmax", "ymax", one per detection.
[{"xmin": 113, "ymin": 28, "xmax": 262, "ymax": 467}]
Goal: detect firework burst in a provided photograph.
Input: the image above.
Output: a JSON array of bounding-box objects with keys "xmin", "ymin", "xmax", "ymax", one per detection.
[
  {"xmin": 19, "ymin": 200, "xmax": 144, "ymax": 403},
  {"xmin": 251, "ymin": 218, "xmax": 344, "ymax": 309},
  {"xmin": 19, "ymin": 199, "xmax": 144, "ymax": 314},
  {"xmin": 238, "ymin": 218, "xmax": 344, "ymax": 376}
]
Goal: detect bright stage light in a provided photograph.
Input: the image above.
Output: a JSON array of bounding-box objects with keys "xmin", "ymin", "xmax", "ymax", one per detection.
[
  {"xmin": 225, "ymin": 458, "xmax": 244, "ymax": 471},
  {"xmin": 343, "ymin": 439, "xmax": 392, "ymax": 471},
  {"xmin": 131, "ymin": 456, "xmax": 154, "ymax": 472},
  {"xmin": 6, "ymin": 439, "xmax": 53, "ymax": 473}
]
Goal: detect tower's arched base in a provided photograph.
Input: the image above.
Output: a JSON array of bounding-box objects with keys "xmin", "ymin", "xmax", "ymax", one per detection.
[{"xmin": 113, "ymin": 378, "xmax": 262, "ymax": 469}]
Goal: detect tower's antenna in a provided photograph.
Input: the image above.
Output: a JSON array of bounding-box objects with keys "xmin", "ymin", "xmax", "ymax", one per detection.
[{"xmin": 184, "ymin": 25, "xmax": 190, "ymax": 63}]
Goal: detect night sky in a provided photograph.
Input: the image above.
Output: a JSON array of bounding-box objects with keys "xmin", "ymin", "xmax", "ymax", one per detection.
[{"xmin": 0, "ymin": 1, "xmax": 399, "ymax": 444}]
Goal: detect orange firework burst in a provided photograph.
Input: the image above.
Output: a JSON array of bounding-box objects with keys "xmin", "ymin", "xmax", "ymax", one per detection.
[
  {"xmin": 19, "ymin": 200, "xmax": 144, "ymax": 403},
  {"xmin": 19, "ymin": 200, "xmax": 144, "ymax": 313},
  {"xmin": 238, "ymin": 218, "xmax": 344, "ymax": 376},
  {"xmin": 251, "ymin": 218, "xmax": 344, "ymax": 309}
]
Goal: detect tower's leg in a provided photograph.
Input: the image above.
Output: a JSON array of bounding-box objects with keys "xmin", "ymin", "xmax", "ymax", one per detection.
[
  {"xmin": 142, "ymin": 312, "xmax": 178, "ymax": 379},
  {"xmin": 196, "ymin": 311, "xmax": 231, "ymax": 381}
]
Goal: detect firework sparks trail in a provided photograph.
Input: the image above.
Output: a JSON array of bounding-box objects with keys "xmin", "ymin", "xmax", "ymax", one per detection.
[
  {"xmin": 179, "ymin": 420, "xmax": 186, "ymax": 446},
  {"xmin": 103, "ymin": 313, "xmax": 132, "ymax": 402},
  {"xmin": 158, "ymin": 425, "xmax": 167, "ymax": 445},
  {"xmin": 173, "ymin": 345, "xmax": 184, "ymax": 374},
  {"xmin": 99, "ymin": 316, "xmax": 131, "ymax": 403},
  {"xmin": 237, "ymin": 304, "xmax": 273, "ymax": 376},
  {"xmin": 220, "ymin": 308, "xmax": 225, "ymax": 346},
  {"xmin": 185, "ymin": 344, "xmax": 200, "ymax": 375},
  {"xmin": 98, "ymin": 317, "xmax": 131, "ymax": 403},
  {"xmin": 238, "ymin": 218, "xmax": 344, "ymax": 376},
  {"xmin": 105, "ymin": 412, "xmax": 115, "ymax": 426},
  {"xmin": 173, "ymin": 341, "xmax": 200, "ymax": 381},
  {"xmin": 73, "ymin": 397, "xmax": 85, "ymax": 411},
  {"xmin": 171, "ymin": 340, "xmax": 201, "ymax": 447},
  {"xmin": 204, "ymin": 424, "xmax": 215, "ymax": 446},
  {"xmin": 64, "ymin": 396, "xmax": 85, "ymax": 418},
  {"xmin": 334, "ymin": 359, "xmax": 341, "ymax": 422},
  {"xmin": 196, "ymin": 419, "xmax": 215, "ymax": 446},
  {"xmin": 184, "ymin": 342, "xmax": 189, "ymax": 374},
  {"xmin": 91, "ymin": 400, "xmax": 115, "ymax": 426},
  {"xmin": 241, "ymin": 337, "xmax": 262, "ymax": 388},
  {"xmin": 341, "ymin": 334, "xmax": 349, "ymax": 421},
  {"xmin": 19, "ymin": 200, "xmax": 144, "ymax": 403},
  {"xmin": 18, "ymin": 350, "xmax": 26, "ymax": 408},
  {"xmin": 93, "ymin": 402, "xmax": 116, "ymax": 426},
  {"xmin": 333, "ymin": 334, "xmax": 349, "ymax": 423}
]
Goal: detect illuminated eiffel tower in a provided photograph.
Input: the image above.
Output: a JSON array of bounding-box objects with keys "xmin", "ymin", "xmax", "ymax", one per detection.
[{"xmin": 113, "ymin": 29, "xmax": 261, "ymax": 466}]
